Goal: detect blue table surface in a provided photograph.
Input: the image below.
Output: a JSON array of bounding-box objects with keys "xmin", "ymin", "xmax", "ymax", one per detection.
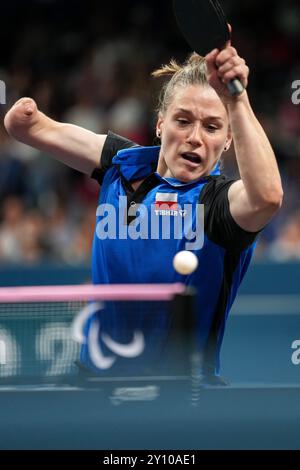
[{"xmin": 0, "ymin": 381, "xmax": 299, "ymax": 450}]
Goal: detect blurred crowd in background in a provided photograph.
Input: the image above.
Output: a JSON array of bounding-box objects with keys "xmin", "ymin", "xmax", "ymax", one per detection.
[{"xmin": 1, "ymin": 0, "xmax": 300, "ymax": 265}]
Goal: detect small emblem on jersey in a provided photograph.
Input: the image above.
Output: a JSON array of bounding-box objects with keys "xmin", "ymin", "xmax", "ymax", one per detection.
[
  {"xmin": 155, "ymin": 192, "xmax": 179, "ymax": 216},
  {"xmin": 155, "ymin": 192, "xmax": 178, "ymax": 209}
]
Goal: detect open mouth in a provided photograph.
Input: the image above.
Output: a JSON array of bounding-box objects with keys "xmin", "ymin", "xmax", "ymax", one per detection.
[{"xmin": 181, "ymin": 153, "xmax": 202, "ymax": 164}]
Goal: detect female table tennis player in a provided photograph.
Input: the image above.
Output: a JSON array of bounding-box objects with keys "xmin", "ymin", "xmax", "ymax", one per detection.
[{"xmin": 4, "ymin": 45, "xmax": 283, "ymax": 383}]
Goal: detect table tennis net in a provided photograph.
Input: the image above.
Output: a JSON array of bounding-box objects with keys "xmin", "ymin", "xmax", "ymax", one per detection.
[{"xmin": 0, "ymin": 284, "xmax": 196, "ymax": 385}]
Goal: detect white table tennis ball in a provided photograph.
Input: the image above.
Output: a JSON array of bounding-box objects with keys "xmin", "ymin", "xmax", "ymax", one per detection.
[{"xmin": 173, "ymin": 250, "xmax": 198, "ymax": 275}]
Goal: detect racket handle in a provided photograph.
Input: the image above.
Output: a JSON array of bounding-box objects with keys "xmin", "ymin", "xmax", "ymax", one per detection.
[{"xmin": 227, "ymin": 78, "xmax": 244, "ymax": 96}]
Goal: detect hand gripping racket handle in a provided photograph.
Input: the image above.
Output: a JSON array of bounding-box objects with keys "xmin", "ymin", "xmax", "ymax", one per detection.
[{"xmin": 227, "ymin": 78, "xmax": 244, "ymax": 96}]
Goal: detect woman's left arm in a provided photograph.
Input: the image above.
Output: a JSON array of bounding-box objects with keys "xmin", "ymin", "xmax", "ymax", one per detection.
[
  {"xmin": 206, "ymin": 47, "xmax": 283, "ymax": 232},
  {"xmin": 227, "ymin": 93, "xmax": 283, "ymax": 232}
]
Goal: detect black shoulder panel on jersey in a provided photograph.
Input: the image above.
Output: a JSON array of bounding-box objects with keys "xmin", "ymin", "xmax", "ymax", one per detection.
[
  {"xmin": 91, "ymin": 131, "xmax": 138, "ymax": 184},
  {"xmin": 200, "ymin": 175, "xmax": 259, "ymax": 252}
]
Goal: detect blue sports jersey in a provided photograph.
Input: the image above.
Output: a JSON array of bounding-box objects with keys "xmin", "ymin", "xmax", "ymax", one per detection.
[{"xmin": 81, "ymin": 132, "xmax": 258, "ymax": 378}]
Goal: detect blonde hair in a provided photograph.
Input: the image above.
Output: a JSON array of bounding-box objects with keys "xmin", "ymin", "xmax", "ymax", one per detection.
[{"xmin": 152, "ymin": 53, "xmax": 208, "ymax": 115}]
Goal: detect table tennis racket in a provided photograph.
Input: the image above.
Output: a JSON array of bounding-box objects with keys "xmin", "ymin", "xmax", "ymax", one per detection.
[{"xmin": 173, "ymin": 0, "xmax": 244, "ymax": 96}]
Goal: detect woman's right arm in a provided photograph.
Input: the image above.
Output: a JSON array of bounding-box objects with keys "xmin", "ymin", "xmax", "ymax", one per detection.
[{"xmin": 4, "ymin": 97, "xmax": 106, "ymax": 175}]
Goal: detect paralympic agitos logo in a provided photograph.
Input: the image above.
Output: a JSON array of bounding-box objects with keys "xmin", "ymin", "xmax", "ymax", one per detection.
[{"xmin": 72, "ymin": 302, "xmax": 145, "ymax": 369}]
